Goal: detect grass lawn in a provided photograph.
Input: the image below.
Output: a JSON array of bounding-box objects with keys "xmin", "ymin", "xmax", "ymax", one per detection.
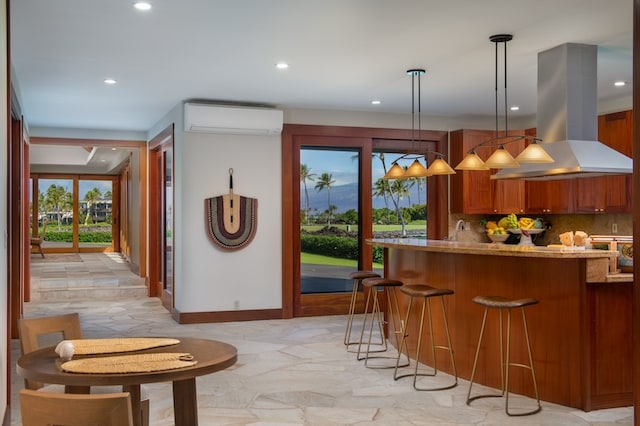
[
  {"xmin": 301, "ymin": 222, "xmax": 426, "ymax": 233},
  {"xmin": 301, "ymin": 252, "xmax": 383, "ymax": 269}
]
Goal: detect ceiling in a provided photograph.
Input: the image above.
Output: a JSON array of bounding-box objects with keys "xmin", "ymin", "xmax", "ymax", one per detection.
[{"xmin": 10, "ymin": 1, "xmax": 633, "ymax": 170}]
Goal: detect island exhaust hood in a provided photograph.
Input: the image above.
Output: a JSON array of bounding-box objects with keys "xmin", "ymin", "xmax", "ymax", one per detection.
[{"xmin": 492, "ymin": 43, "xmax": 632, "ymax": 181}]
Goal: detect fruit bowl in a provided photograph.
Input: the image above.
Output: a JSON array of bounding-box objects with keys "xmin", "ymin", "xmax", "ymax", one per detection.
[{"xmin": 487, "ymin": 233, "xmax": 509, "ymax": 243}]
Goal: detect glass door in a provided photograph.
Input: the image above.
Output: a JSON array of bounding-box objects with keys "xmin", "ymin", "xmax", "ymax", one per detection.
[
  {"xmin": 162, "ymin": 148, "xmax": 173, "ymax": 296},
  {"xmin": 300, "ymin": 148, "xmax": 360, "ymax": 295},
  {"xmin": 37, "ymin": 177, "xmax": 74, "ymax": 250},
  {"xmin": 30, "ymin": 175, "xmax": 118, "ymax": 253},
  {"xmin": 78, "ymin": 179, "xmax": 114, "ymax": 249}
]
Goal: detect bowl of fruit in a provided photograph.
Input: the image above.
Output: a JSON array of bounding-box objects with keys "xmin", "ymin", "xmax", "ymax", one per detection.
[
  {"xmin": 484, "ymin": 220, "xmax": 509, "ymax": 243},
  {"xmin": 487, "ymin": 228, "xmax": 509, "ymax": 243}
]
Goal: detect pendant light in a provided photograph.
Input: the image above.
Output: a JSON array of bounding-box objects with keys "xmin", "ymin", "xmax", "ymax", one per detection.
[
  {"xmin": 455, "ymin": 34, "xmax": 553, "ymax": 171},
  {"xmin": 384, "ymin": 69, "xmax": 455, "ymax": 179}
]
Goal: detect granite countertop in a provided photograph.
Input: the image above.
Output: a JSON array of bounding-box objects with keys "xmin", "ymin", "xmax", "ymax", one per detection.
[
  {"xmin": 605, "ymin": 273, "xmax": 633, "ymax": 283},
  {"xmin": 367, "ymin": 238, "xmax": 619, "ymax": 259}
]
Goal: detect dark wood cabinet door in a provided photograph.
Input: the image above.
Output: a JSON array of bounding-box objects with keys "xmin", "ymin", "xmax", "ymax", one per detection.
[
  {"xmin": 450, "ymin": 129, "xmax": 495, "ymax": 214},
  {"xmin": 526, "ymin": 180, "xmax": 574, "ymax": 214}
]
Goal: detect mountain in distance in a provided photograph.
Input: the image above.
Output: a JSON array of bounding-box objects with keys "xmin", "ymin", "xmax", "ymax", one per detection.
[{"xmin": 301, "ymin": 182, "xmax": 426, "ymax": 214}]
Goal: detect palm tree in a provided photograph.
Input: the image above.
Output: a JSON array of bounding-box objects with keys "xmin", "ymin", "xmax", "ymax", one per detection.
[
  {"xmin": 373, "ymin": 178, "xmax": 392, "ymax": 223},
  {"xmin": 300, "ymin": 164, "xmax": 316, "ymax": 225},
  {"xmin": 83, "ymin": 187, "xmax": 102, "ymax": 225},
  {"xmin": 314, "ymin": 172, "xmax": 335, "ymax": 225},
  {"xmin": 45, "ymin": 184, "xmax": 71, "ymax": 231},
  {"xmin": 414, "ymin": 176, "xmax": 426, "ymax": 204},
  {"xmin": 389, "ymin": 178, "xmax": 410, "ymax": 236}
]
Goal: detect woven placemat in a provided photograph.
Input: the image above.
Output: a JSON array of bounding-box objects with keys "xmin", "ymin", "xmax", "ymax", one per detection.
[
  {"xmin": 67, "ymin": 338, "xmax": 180, "ymax": 355},
  {"xmin": 61, "ymin": 353, "xmax": 197, "ymax": 374}
]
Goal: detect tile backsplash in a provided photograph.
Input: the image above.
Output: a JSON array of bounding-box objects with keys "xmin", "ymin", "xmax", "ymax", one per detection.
[{"xmin": 448, "ymin": 213, "xmax": 632, "ymax": 245}]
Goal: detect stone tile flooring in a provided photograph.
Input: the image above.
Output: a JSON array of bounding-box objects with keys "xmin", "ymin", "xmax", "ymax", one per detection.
[{"xmin": 10, "ymin": 254, "xmax": 635, "ymax": 425}]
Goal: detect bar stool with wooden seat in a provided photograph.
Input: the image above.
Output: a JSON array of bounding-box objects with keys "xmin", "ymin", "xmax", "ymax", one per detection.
[
  {"xmin": 344, "ymin": 271, "xmax": 381, "ymax": 352},
  {"xmin": 393, "ymin": 284, "xmax": 457, "ymax": 391},
  {"xmin": 466, "ymin": 295, "xmax": 542, "ymax": 416},
  {"xmin": 356, "ymin": 277, "xmax": 409, "ymax": 369}
]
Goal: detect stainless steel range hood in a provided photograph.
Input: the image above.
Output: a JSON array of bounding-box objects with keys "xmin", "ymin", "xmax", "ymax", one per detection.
[{"xmin": 492, "ymin": 43, "xmax": 632, "ymax": 181}]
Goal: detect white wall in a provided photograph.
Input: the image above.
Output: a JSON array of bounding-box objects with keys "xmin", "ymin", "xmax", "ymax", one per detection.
[
  {"xmin": 147, "ymin": 104, "xmax": 283, "ymax": 313},
  {"xmin": 1, "ymin": 0, "xmax": 9, "ymax": 418},
  {"xmin": 179, "ymin": 131, "xmax": 282, "ymax": 312}
]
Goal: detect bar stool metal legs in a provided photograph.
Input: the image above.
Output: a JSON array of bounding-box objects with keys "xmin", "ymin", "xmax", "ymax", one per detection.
[
  {"xmin": 356, "ymin": 278, "xmax": 409, "ymax": 369},
  {"xmin": 466, "ymin": 295, "xmax": 542, "ymax": 416},
  {"xmin": 344, "ymin": 271, "xmax": 381, "ymax": 353},
  {"xmin": 394, "ymin": 284, "xmax": 457, "ymax": 391}
]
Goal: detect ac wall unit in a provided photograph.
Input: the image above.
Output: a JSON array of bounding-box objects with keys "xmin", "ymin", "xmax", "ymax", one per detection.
[{"xmin": 183, "ymin": 103, "xmax": 283, "ymax": 135}]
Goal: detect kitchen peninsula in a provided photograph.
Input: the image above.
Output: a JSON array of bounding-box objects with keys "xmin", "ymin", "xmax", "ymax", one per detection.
[{"xmin": 368, "ymin": 238, "xmax": 632, "ymax": 411}]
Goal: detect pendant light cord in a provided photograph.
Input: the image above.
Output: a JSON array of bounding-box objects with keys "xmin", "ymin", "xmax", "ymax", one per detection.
[{"xmin": 490, "ymin": 34, "xmax": 513, "ymax": 139}]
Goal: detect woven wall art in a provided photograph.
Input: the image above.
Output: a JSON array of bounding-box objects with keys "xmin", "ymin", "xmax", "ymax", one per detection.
[{"xmin": 205, "ymin": 169, "xmax": 258, "ymax": 250}]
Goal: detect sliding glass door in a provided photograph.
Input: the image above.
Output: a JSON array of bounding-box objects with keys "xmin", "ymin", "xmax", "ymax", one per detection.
[
  {"xmin": 300, "ymin": 148, "xmax": 360, "ymax": 295},
  {"xmin": 30, "ymin": 174, "xmax": 118, "ymax": 253}
]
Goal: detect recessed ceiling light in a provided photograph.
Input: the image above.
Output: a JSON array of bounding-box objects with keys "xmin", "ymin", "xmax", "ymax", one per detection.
[
  {"xmin": 104, "ymin": 78, "xmax": 117, "ymax": 85},
  {"xmin": 614, "ymin": 81, "xmax": 626, "ymax": 87},
  {"xmin": 133, "ymin": 2, "xmax": 152, "ymax": 11},
  {"xmin": 371, "ymin": 100, "xmax": 381, "ymax": 105},
  {"xmin": 111, "ymin": 148, "xmax": 117, "ymax": 151},
  {"xmin": 275, "ymin": 62, "xmax": 289, "ymax": 69},
  {"xmin": 510, "ymin": 105, "xmax": 520, "ymax": 111}
]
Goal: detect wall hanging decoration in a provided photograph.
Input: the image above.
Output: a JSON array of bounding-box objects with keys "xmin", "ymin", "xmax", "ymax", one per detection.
[{"xmin": 205, "ymin": 169, "xmax": 258, "ymax": 250}]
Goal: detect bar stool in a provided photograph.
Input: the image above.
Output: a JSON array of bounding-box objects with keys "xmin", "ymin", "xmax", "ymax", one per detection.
[
  {"xmin": 466, "ymin": 295, "xmax": 542, "ymax": 416},
  {"xmin": 344, "ymin": 271, "xmax": 381, "ymax": 352},
  {"xmin": 394, "ymin": 284, "xmax": 457, "ymax": 391},
  {"xmin": 356, "ymin": 277, "xmax": 409, "ymax": 369}
]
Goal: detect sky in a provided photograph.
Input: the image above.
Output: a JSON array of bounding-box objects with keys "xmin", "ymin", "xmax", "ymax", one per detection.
[
  {"xmin": 36, "ymin": 178, "xmax": 113, "ymax": 200},
  {"xmin": 300, "ymin": 149, "xmax": 410, "ymax": 186}
]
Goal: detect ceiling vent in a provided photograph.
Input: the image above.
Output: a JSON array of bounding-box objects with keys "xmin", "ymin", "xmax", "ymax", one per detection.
[{"xmin": 183, "ymin": 103, "xmax": 283, "ymax": 135}]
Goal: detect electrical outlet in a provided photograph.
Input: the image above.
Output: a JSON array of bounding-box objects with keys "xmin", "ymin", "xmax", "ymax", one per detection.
[
  {"xmin": 233, "ymin": 300, "xmax": 240, "ymax": 310},
  {"xmin": 465, "ymin": 221, "xmax": 470, "ymax": 230},
  {"xmin": 612, "ymin": 223, "xmax": 618, "ymax": 234}
]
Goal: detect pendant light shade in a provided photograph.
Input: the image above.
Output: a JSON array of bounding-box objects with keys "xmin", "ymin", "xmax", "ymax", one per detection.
[
  {"xmin": 383, "ymin": 162, "xmax": 406, "ymax": 179},
  {"xmin": 483, "ymin": 145, "xmax": 519, "ymax": 169},
  {"xmin": 515, "ymin": 140, "xmax": 554, "ymax": 163},
  {"xmin": 427, "ymin": 157, "xmax": 456, "ymax": 175},
  {"xmin": 455, "ymin": 151, "xmax": 489, "ymax": 170},
  {"xmin": 404, "ymin": 159, "xmax": 429, "ymax": 177}
]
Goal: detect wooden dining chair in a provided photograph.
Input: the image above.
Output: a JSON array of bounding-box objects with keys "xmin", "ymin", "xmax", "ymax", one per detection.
[
  {"xmin": 20, "ymin": 389, "xmax": 134, "ymax": 426},
  {"xmin": 30, "ymin": 219, "xmax": 46, "ymax": 258},
  {"xmin": 18, "ymin": 313, "xmax": 149, "ymax": 425}
]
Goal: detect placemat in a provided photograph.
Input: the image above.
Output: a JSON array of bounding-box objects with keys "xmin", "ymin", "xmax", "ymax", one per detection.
[
  {"xmin": 67, "ymin": 338, "xmax": 180, "ymax": 355},
  {"xmin": 61, "ymin": 353, "xmax": 197, "ymax": 374}
]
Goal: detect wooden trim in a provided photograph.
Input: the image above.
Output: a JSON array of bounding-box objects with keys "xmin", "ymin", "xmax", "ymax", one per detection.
[
  {"xmin": 174, "ymin": 309, "xmax": 283, "ymax": 324},
  {"xmin": 147, "ymin": 124, "xmax": 174, "ymax": 303},
  {"xmin": 281, "ymin": 128, "xmax": 294, "ymax": 318},
  {"xmin": 633, "ymin": 0, "xmax": 640, "ymax": 419},
  {"xmin": 139, "ymin": 145, "xmax": 148, "ymax": 278},
  {"xmin": 30, "ymin": 136, "xmax": 145, "ymax": 148}
]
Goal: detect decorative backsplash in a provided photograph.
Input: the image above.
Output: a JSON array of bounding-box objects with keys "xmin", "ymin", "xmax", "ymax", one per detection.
[{"xmin": 449, "ymin": 213, "xmax": 632, "ymax": 246}]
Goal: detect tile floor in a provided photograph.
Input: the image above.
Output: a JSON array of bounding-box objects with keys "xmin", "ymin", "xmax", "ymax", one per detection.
[{"xmin": 9, "ymin": 254, "xmax": 635, "ymax": 425}]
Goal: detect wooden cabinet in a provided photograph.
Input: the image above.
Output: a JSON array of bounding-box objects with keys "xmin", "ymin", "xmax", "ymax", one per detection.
[
  {"xmin": 450, "ymin": 111, "xmax": 632, "ymax": 215},
  {"xmin": 526, "ymin": 180, "xmax": 574, "ymax": 214},
  {"xmin": 450, "ymin": 129, "xmax": 525, "ymax": 214},
  {"xmin": 574, "ymin": 111, "xmax": 633, "ymax": 213}
]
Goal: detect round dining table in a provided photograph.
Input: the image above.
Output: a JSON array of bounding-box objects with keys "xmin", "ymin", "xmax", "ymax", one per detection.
[{"xmin": 17, "ymin": 337, "xmax": 238, "ymax": 426}]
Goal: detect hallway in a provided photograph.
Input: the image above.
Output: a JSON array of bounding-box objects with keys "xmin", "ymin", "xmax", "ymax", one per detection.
[
  {"xmin": 29, "ymin": 252, "xmax": 147, "ymax": 301},
  {"xmin": 9, "ymin": 255, "xmax": 634, "ymax": 424}
]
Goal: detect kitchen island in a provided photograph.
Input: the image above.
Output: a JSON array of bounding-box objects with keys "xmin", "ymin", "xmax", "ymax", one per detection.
[{"xmin": 368, "ymin": 238, "xmax": 631, "ymax": 411}]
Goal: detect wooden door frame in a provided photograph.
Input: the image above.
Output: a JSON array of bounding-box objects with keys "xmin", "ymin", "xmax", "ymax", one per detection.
[
  {"xmin": 148, "ymin": 124, "xmax": 174, "ymax": 307},
  {"xmin": 281, "ymin": 124, "xmax": 448, "ymax": 319}
]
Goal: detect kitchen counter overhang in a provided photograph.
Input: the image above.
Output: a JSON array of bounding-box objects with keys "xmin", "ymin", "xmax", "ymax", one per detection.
[{"xmin": 367, "ymin": 238, "xmax": 632, "ymax": 411}]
